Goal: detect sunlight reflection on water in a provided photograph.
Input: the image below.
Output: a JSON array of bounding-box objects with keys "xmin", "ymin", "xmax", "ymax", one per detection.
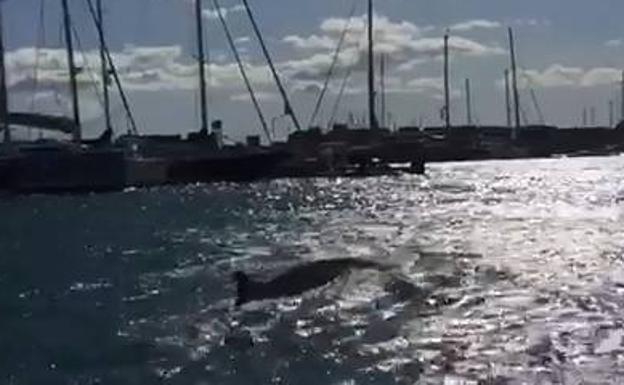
[{"xmin": 2, "ymin": 156, "xmax": 624, "ymax": 384}]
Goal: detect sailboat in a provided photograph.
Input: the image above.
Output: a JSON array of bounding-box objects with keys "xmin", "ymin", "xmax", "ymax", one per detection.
[
  {"xmin": 0, "ymin": 0, "xmax": 126, "ymax": 194},
  {"xmin": 270, "ymin": 0, "xmax": 425, "ymax": 176},
  {"xmin": 116, "ymin": 0, "xmax": 290, "ymax": 185}
]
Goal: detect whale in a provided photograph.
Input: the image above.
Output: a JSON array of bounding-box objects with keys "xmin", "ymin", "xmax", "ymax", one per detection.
[{"xmin": 233, "ymin": 258, "xmax": 391, "ymax": 306}]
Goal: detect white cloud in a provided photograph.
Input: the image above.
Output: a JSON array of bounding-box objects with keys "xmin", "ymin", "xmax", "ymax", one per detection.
[
  {"xmin": 405, "ymin": 77, "xmax": 445, "ymax": 92},
  {"xmin": 605, "ymin": 39, "xmax": 623, "ymax": 48},
  {"xmin": 579, "ymin": 67, "xmax": 622, "ymax": 87},
  {"xmin": 202, "ymin": 4, "xmax": 245, "ymax": 20},
  {"xmin": 396, "ymin": 58, "xmax": 428, "ymax": 72},
  {"xmin": 7, "ymin": 47, "xmax": 102, "ymax": 92},
  {"xmin": 511, "ymin": 18, "xmax": 551, "ymax": 28},
  {"xmin": 502, "ymin": 64, "xmax": 622, "ymax": 89},
  {"xmin": 230, "ymin": 91, "xmax": 278, "ymax": 102},
  {"xmin": 4, "ymin": 14, "xmax": 505, "ymax": 104},
  {"xmin": 321, "ymin": 14, "xmax": 428, "ymax": 42},
  {"xmin": 6, "ymin": 45, "xmax": 273, "ymax": 94},
  {"xmin": 234, "ymin": 36, "xmax": 251, "ymax": 44},
  {"xmin": 283, "ymin": 14, "xmax": 503, "ymax": 57},
  {"xmin": 410, "ymin": 36, "xmax": 505, "ymax": 57},
  {"xmin": 281, "ymin": 14, "xmax": 504, "ymax": 83},
  {"xmin": 283, "ymin": 35, "xmax": 336, "ymax": 51},
  {"xmin": 382, "ymin": 76, "xmax": 460, "ymax": 99},
  {"xmin": 450, "ymin": 20, "xmax": 502, "ymax": 32}
]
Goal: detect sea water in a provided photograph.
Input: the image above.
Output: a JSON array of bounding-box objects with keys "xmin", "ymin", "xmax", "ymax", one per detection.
[{"xmin": 2, "ymin": 156, "xmax": 624, "ymax": 384}]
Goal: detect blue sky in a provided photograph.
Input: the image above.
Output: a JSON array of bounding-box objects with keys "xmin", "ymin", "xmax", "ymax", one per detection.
[{"xmin": 3, "ymin": 0, "xmax": 624, "ymax": 140}]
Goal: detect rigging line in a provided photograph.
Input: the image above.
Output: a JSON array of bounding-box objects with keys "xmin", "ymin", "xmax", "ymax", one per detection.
[
  {"xmin": 308, "ymin": 0, "xmax": 358, "ymax": 129},
  {"xmin": 29, "ymin": 0, "xmax": 47, "ymax": 139},
  {"xmin": 515, "ymin": 53, "xmax": 546, "ymax": 125},
  {"xmin": 193, "ymin": 80, "xmax": 199, "ymax": 130},
  {"xmin": 50, "ymin": 19, "xmax": 68, "ymax": 115},
  {"xmin": 327, "ymin": 55, "xmax": 356, "ymax": 130},
  {"xmin": 205, "ymin": 27, "xmax": 213, "ymax": 120},
  {"xmin": 328, "ymin": 36, "xmax": 365, "ymax": 129},
  {"xmin": 186, "ymin": 2, "xmax": 200, "ymax": 129},
  {"xmin": 29, "ymin": 0, "xmax": 46, "ymax": 113},
  {"xmin": 529, "ymin": 87, "xmax": 545, "ymax": 125},
  {"xmin": 518, "ymin": 65, "xmax": 546, "ymax": 125},
  {"xmin": 85, "ymin": 0, "xmax": 139, "ymax": 135},
  {"xmin": 71, "ymin": 24, "xmax": 105, "ymax": 110},
  {"xmin": 96, "ymin": 0, "xmax": 112, "ymax": 134},
  {"xmin": 214, "ymin": 0, "xmax": 271, "ymax": 143},
  {"xmin": 519, "ymin": 104, "xmax": 529, "ymax": 126},
  {"xmin": 241, "ymin": 0, "xmax": 301, "ymax": 131}
]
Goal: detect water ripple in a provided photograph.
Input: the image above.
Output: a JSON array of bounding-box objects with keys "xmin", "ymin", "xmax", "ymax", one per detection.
[{"xmin": 3, "ymin": 156, "xmax": 624, "ymax": 383}]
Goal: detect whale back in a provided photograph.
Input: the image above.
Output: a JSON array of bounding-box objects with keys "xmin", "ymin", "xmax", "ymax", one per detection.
[{"xmin": 232, "ymin": 258, "xmax": 395, "ymax": 306}]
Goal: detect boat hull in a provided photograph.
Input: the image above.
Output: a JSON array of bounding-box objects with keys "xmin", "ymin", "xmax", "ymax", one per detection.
[
  {"xmin": 4, "ymin": 148, "xmax": 126, "ymax": 194},
  {"xmin": 167, "ymin": 150, "xmax": 291, "ymax": 183},
  {"xmin": 125, "ymin": 158, "xmax": 170, "ymax": 187}
]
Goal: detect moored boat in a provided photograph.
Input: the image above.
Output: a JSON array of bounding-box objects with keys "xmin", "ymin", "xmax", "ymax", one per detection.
[
  {"xmin": 5, "ymin": 141, "xmax": 125, "ymax": 194},
  {"xmin": 0, "ymin": 0, "xmax": 127, "ymax": 195}
]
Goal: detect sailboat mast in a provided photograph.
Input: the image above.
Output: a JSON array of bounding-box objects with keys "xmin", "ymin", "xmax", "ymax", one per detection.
[
  {"xmin": 443, "ymin": 31, "xmax": 450, "ymax": 129},
  {"xmin": 620, "ymin": 70, "xmax": 624, "ymax": 122},
  {"xmin": 96, "ymin": 0, "xmax": 112, "ymax": 134},
  {"xmin": 241, "ymin": 0, "xmax": 301, "ymax": 131},
  {"xmin": 508, "ymin": 27, "xmax": 520, "ymax": 139},
  {"xmin": 0, "ymin": 2, "xmax": 9, "ymax": 144},
  {"xmin": 86, "ymin": 0, "xmax": 138, "ymax": 135},
  {"xmin": 367, "ymin": 0, "xmax": 378, "ymax": 129},
  {"xmin": 610, "ymin": 99, "xmax": 614, "ymax": 127},
  {"xmin": 504, "ymin": 69, "xmax": 511, "ymax": 127},
  {"xmin": 590, "ymin": 106, "xmax": 596, "ymax": 126},
  {"xmin": 61, "ymin": 0, "xmax": 81, "ymax": 143},
  {"xmin": 213, "ymin": 0, "xmax": 271, "ymax": 143},
  {"xmin": 195, "ymin": 0, "xmax": 209, "ymax": 134},
  {"xmin": 465, "ymin": 78, "xmax": 472, "ymax": 126},
  {"xmin": 380, "ymin": 53, "xmax": 386, "ymax": 128}
]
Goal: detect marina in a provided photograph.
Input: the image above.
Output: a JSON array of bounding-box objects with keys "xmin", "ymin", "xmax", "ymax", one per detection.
[
  {"xmin": 4, "ymin": 1, "xmax": 624, "ymax": 384},
  {"xmin": 1, "ymin": 1, "xmax": 624, "ymax": 193}
]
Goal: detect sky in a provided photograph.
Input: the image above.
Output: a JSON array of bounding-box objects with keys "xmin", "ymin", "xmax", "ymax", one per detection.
[{"xmin": 3, "ymin": 0, "xmax": 624, "ymax": 141}]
